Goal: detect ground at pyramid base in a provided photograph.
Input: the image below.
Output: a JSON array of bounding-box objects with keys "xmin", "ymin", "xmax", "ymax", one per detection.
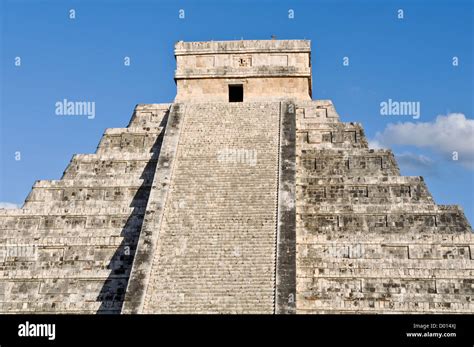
[{"xmin": 0, "ymin": 40, "xmax": 472, "ymax": 314}]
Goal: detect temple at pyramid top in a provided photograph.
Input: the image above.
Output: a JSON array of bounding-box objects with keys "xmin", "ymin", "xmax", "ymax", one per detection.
[{"xmin": 174, "ymin": 39, "xmax": 312, "ymax": 102}]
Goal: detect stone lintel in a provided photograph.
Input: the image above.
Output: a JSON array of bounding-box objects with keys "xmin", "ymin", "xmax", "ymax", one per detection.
[{"xmin": 174, "ymin": 40, "xmax": 311, "ymax": 56}]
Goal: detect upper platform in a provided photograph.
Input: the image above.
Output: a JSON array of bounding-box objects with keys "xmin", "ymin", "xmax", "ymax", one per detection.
[{"xmin": 174, "ymin": 40, "xmax": 312, "ymax": 101}]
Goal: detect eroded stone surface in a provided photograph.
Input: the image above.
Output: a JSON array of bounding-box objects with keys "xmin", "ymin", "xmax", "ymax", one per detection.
[
  {"xmin": 0, "ymin": 104, "xmax": 169, "ymax": 313},
  {"xmin": 136, "ymin": 102, "xmax": 280, "ymax": 313},
  {"xmin": 0, "ymin": 40, "xmax": 471, "ymax": 314},
  {"xmin": 295, "ymin": 100, "xmax": 473, "ymax": 314}
]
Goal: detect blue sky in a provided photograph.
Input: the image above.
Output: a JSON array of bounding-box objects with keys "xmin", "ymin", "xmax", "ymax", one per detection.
[{"xmin": 1, "ymin": 0, "xmax": 473, "ymax": 223}]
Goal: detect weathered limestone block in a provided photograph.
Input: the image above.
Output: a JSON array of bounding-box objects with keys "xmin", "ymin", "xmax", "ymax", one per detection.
[
  {"xmin": 295, "ymin": 99, "xmax": 473, "ymax": 314},
  {"xmin": 96, "ymin": 128, "xmax": 164, "ymax": 155},
  {"xmin": 299, "ymin": 149, "xmax": 400, "ymax": 176},
  {"xmin": 62, "ymin": 154, "xmax": 157, "ymax": 179},
  {"xmin": 128, "ymin": 104, "xmax": 170, "ymax": 129},
  {"xmin": 298, "ymin": 180, "xmax": 433, "ymax": 205},
  {"xmin": 0, "ymin": 104, "xmax": 168, "ymax": 313}
]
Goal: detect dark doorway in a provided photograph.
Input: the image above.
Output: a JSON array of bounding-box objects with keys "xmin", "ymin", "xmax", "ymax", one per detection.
[{"xmin": 229, "ymin": 84, "xmax": 243, "ymax": 102}]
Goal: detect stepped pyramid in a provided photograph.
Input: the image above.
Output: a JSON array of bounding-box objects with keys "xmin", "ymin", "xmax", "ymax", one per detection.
[{"xmin": 0, "ymin": 40, "xmax": 472, "ymax": 314}]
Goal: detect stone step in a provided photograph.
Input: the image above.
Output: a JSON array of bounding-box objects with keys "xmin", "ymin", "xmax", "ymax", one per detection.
[
  {"xmin": 296, "ymin": 203, "xmax": 465, "ymax": 214},
  {"xmin": 128, "ymin": 103, "xmax": 170, "ymax": 128},
  {"xmin": 297, "ymin": 243, "xmax": 472, "ymax": 262},
  {"xmin": 297, "ymin": 175, "xmax": 426, "ymax": 185},
  {"xmin": 298, "ymin": 230, "xmax": 474, "ymax": 243},
  {"xmin": 0, "ymin": 227, "xmax": 136, "ymax": 238},
  {"xmin": 132, "ymin": 101, "xmax": 281, "ymax": 313},
  {"xmin": 62, "ymin": 153, "xmax": 157, "ymax": 179},
  {"xmin": 0, "ymin": 208, "xmax": 146, "ymax": 235},
  {"xmin": 298, "ymin": 210, "xmax": 470, "ymax": 233},
  {"xmin": 297, "ymin": 266, "xmax": 474, "ymax": 279},
  {"xmin": 299, "ymin": 149, "xmax": 400, "ymax": 176},
  {"xmin": 297, "ymin": 122, "xmax": 369, "ymax": 149},
  {"xmin": 297, "ymin": 175, "xmax": 434, "ymax": 204},
  {"xmin": 96, "ymin": 127, "xmax": 164, "ymax": 155},
  {"xmin": 0, "ymin": 301, "xmax": 122, "ymax": 314},
  {"xmin": 25, "ymin": 180, "xmax": 151, "ymax": 207},
  {"xmin": 0, "ymin": 268, "xmax": 125, "ymax": 279}
]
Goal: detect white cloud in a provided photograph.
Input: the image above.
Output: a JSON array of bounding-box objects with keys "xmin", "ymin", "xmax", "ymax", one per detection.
[
  {"xmin": 0, "ymin": 202, "xmax": 20, "ymax": 209},
  {"xmin": 395, "ymin": 152, "xmax": 436, "ymax": 174},
  {"xmin": 373, "ymin": 113, "xmax": 474, "ymax": 169},
  {"xmin": 367, "ymin": 139, "xmax": 384, "ymax": 150}
]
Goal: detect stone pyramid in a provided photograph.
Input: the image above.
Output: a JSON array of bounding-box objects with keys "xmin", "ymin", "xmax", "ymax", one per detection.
[{"xmin": 0, "ymin": 40, "xmax": 472, "ymax": 314}]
